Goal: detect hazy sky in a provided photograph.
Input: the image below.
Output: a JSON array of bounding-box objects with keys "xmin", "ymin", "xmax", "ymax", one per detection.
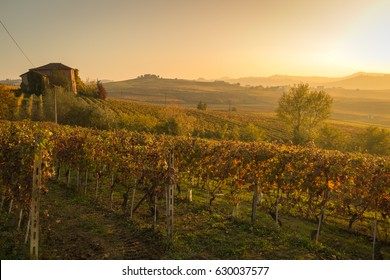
[{"xmin": 1, "ymin": 0, "xmax": 390, "ymax": 81}]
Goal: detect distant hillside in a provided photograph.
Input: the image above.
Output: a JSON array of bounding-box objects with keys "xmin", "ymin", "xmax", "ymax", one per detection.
[
  {"xmin": 223, "ymin": 75, "xmax": 341, "ymax": 87},
  {"xmin": 104, "ymin": 75, "xmax": 282, "ymax": 110},
  {"xmin": 325, "ymin": 74, "xmax": 390, "ymax": 90},
  {"xmin": 0, "ymin": 79, "xmax": 21, "ymax": 86},
  {"xmin": 104, "ymin": 74, "xmax": 390, "ymax": 127},
  {"xmin": 223, "ymin": 72, "xmax": 390, "ymax": 90}
]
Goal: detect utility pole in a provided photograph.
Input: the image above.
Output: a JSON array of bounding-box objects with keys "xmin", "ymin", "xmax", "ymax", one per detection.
[{"xmin": 54, "ymin": 87, "xmax": 57, "ymax": 124}]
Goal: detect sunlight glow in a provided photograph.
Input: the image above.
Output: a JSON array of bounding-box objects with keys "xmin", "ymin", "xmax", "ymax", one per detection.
[{"xmin": 1, "ymin": 0, "xmax": 390, "ymax": 80}]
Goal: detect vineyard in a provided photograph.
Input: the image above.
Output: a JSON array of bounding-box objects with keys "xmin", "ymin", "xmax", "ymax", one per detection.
[{"xmin": 0, "ymin": 120, "xmax": 389, "ymax": 259}]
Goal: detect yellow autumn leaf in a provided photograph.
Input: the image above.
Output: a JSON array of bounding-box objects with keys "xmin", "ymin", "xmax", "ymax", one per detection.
[{"xmin": 328, "ymin": 180, "xmax": 336, "ymax": 190}]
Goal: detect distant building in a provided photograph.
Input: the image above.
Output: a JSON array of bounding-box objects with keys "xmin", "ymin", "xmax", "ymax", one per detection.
[
  {"xmin": 0, "ymin": 79, "xmax": 21, "ymax": 86},
  {"xmin": 20, "ymin": 63, "xmax": 77, "ymax": 93}
]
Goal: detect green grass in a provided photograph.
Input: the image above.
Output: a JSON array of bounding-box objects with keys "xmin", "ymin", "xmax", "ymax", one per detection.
[
  {"xmin": 0, "ymin": 210, "xmax": 29, "ymax": 259},
  {"xmin": 164, "ymin": 187, "xmax": 389, "ymax": 260}
]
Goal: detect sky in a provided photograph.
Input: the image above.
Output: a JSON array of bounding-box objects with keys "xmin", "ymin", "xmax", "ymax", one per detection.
[{"xmin": 1, "ymin": 0, "xmax": 390, "ymax": 81}]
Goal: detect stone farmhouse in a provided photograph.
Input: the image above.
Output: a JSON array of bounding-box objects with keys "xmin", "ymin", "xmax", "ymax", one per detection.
[{"xmin": 20, "ymin": 63, "xmax": 77, "ymax": 93}]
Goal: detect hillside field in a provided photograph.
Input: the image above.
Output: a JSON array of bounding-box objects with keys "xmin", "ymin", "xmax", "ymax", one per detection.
[{"xmin": 104, "ymin": 76, "xmax": 390, "ymax": 128}]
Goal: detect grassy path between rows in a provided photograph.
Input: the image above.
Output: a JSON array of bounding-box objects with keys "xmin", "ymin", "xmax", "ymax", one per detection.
[{"xmin": 39, "ymin": 183, "xmax": 165, "ymax": 260}]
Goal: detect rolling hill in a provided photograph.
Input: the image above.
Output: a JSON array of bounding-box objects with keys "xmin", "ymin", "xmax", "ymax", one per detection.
[
  {"xmin": 223, "ymin": 75, "xmax": 341, "ymax": 87},
  {"xmin": 104, "ymin": 75, "xmax": 282, "ymax": 110},
  {"xmin": 104, "ymin": 74, "xmax": 390, "ymax": 127},
  {"xmin": 325, "ymin": 74, "xmax": 390, "ymax": 90},
  {"xmin": 223, "ymin": 72, "xmax": 390, "ymax": 90}
]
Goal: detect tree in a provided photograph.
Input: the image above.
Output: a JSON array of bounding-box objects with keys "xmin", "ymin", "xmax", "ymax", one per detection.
[
  {"xmin": 355, "ymin": 126, "xmax": 390, "ymax": 156},
  {"xmin": 43, "ymin": 87, "xmax": 75, "ymax": 123},
  {"xmin": 74, "ymin": 69, "xmax": 100, "ymax": 98},
  {"xmin": 155, "ymin": 118, "xmax": 181, "ymax": 136},
  {"xmin": 0, "ymin": 84, "xmax": 16, "ymax": 119},
  {"xmin": 49, "ymin": 71, "xmax": 70, "ymax": 90},
  {"xmin": 97, "ymin": 80, "xmax": 108, "ymax": 100},
  {"xmin": 197, "ymin": 101, "xmax": 207, "ymax": 110},
  {"xmin": 74, "ymin": 69, "xmax": 86, "ymax": 93},
  {"xmin": 239, "ymin": 123, "xmax": 265, "ymax": 142},
  {"xmin": 277, "ymin": 83, "xmax": 333, "ymax": 145},
  {"xmin": 315, "ymin": 125, "xmax": 349, "ymax": 151},
  {"xmin": 27, "ymin": 71, "xmax": 46, "ymax": 93}
]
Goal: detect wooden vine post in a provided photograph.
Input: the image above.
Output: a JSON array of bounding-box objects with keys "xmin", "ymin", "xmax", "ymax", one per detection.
[
  {"xmin": 110, "ymin": 174, "xmax": 115, "ymax": 210},
  {"xmin": 166, "ymin": 150, "xmax": 175, "ymax": 241},
  {"xmin": 66, "ymin": 167, "xmax": 71, "ymax": 188},
  {"xmin": 154, "ymin": 195, "xmax": 158, "ymax": 226},
  {"xmin": 315, "ymin": 206, "xmax": 324, "ymax": 243},
  {"xmin": 372, "ymin": 210, "xmax": 378, "ymax": 260},
  {"xmin": 130, "ymin": 188, "xmax": 136, "ymax": 218},
  {"xmin": 30, "ymin": 151, "xmax": 42, "ymax": 259},
  {"xmin": 251, "ymin": 179, "xmax": 259, "ymax": 225},
  {"xmin": 95, "ymin": 172, "xmax": 100, "ymax": 201},
  {"xmin": 275, "ymin": 184, "xmax": 280, "ymax": 226},
  {"xmin": 315, "ymin": 187, "xmax": 330, "ymax": 243}
]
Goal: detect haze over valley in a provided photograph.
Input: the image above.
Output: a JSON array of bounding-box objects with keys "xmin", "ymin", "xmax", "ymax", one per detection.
[{"xmin": 104, "ymin": 72, "xmax": 390, "ymax": 128}]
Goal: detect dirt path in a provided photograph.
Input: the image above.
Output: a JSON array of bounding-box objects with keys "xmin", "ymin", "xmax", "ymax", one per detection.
[{"xmin": 39, "ymin": 183, "xmax": 166, "ymax": 260}]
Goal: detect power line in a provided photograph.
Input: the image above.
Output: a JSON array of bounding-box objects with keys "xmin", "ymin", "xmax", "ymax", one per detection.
[{"xmin": 0, "ymin": 19, "xmax": 34, "ymax": 67}]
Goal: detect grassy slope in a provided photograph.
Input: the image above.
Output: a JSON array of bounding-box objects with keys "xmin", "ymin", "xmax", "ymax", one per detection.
[
  {"xmin": 226, "ymin": 73, "xmax": 390, "ymax": 90},
  {"xmin": 105, "ymin": 77, "xmax": 281, "ymax": 109},
  {"xmin": 104, "ymin": 77, "xmax": 390, "ymax": 128},
  {"xmin": 169, "ymin": 186, "xmax": 390, "ymax": 260},
  {"xmin": 0, "ymin": 181, "xmax": 166, "ymax": 260},
  {"xmin": 102, "ymin": 98, "xmax": 369, "ymax": 142},
  {"xmin": 104, "ymin": 98, "xmax": 293, "ymax": 141}
]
